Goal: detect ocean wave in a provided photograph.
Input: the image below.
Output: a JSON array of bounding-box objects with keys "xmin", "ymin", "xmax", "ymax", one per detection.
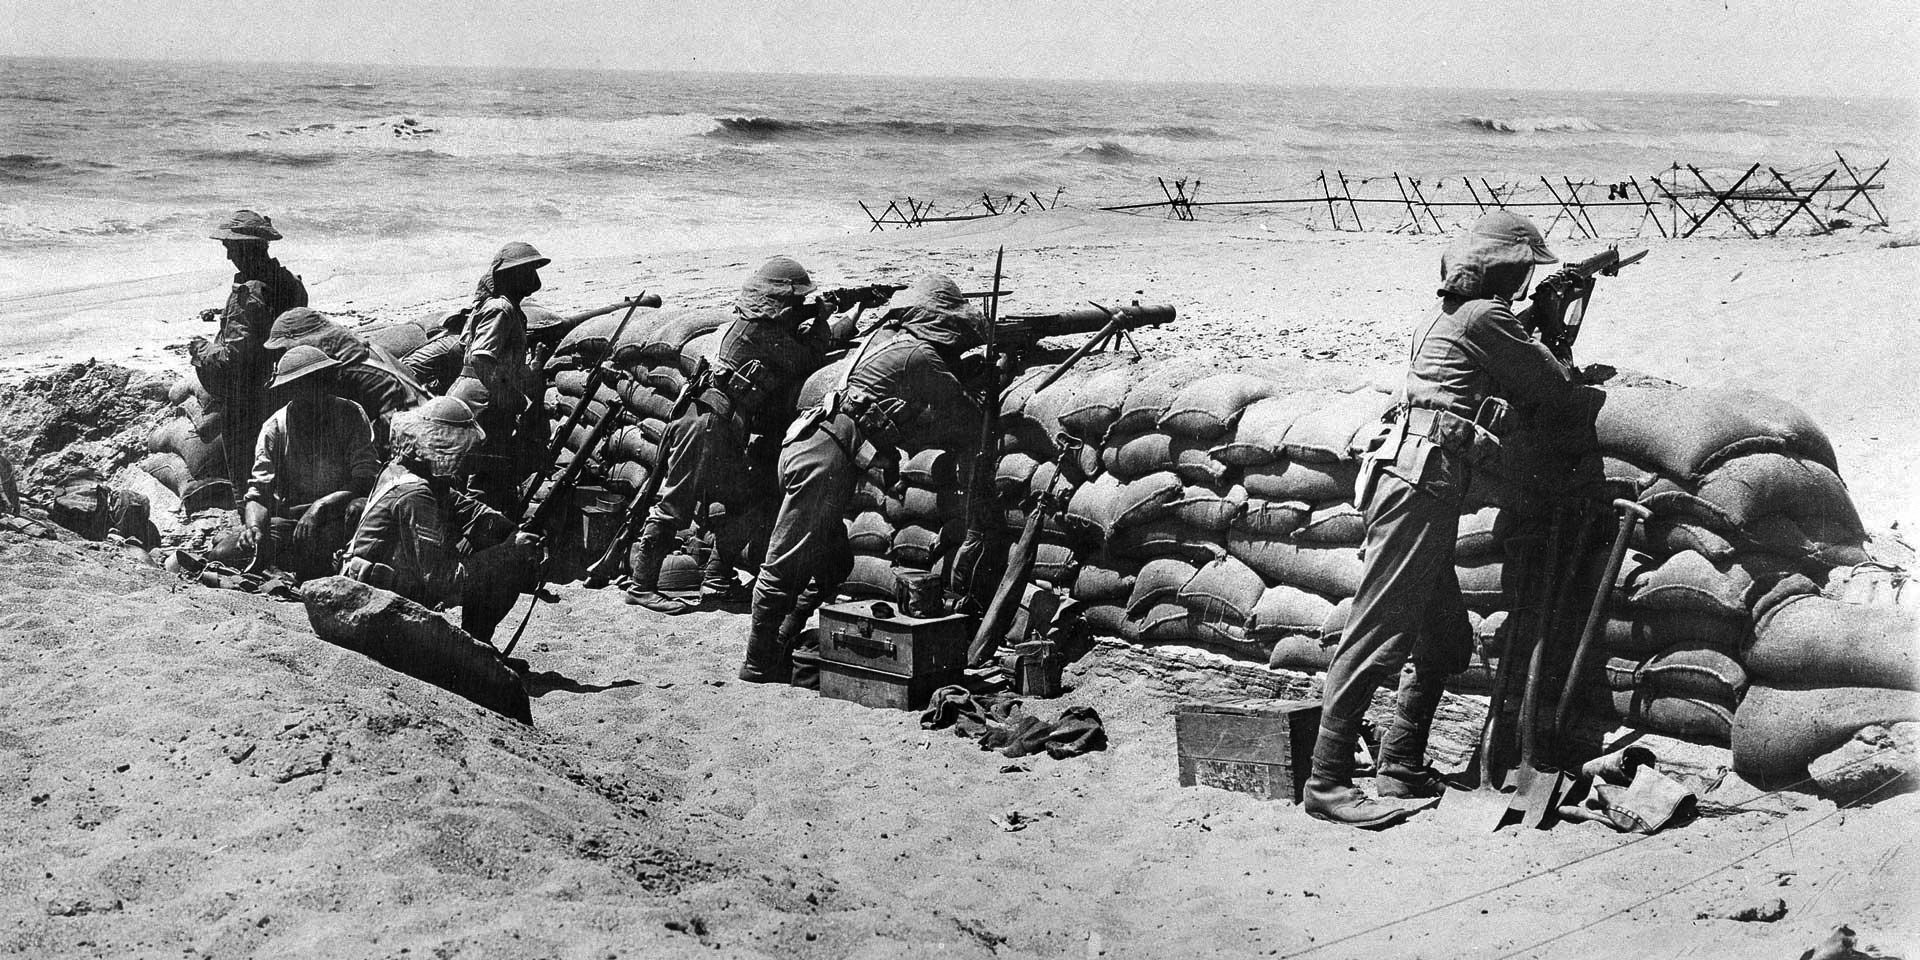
[
  {"xmin": 707, "ymin": 115, "xmax": 1080, "ymax": 143},
  {"xmin": 1733, "ymin": 98, "xmax": 1781, "ymax": 107},
  {"xmin": 1134, "ymin": 124, "xmax": 1229, "ymax": 141},
  {"xmin": 1063, "ymin": 140, "xmax": 1145, "ymax": 163},
  {"xmin": 0, "ymin": 153, "xmax": 116, "ymax": 182},
  {"xmin": 177, "ymin": 148, "xmax": 341, "ymax": 168},
  {"xmin": 1462, "ymin": 115, "xmax": 1605, "ymax": 134}
]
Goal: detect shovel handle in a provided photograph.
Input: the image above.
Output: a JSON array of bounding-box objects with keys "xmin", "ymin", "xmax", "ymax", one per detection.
[{"xmin": 1552, "ymin": 499, "xmax": 1653, "ymax": 739}]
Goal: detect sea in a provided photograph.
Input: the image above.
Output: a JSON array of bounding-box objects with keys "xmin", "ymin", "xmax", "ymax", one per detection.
[{"xmin": 2, "ymin": 55, "xmax": 1913, "ymax": 304}]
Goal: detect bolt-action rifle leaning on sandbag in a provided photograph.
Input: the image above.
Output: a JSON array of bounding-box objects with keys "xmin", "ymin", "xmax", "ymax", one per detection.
[
  {"xmin": 1522, "ymin": 246, "xmax": 1648, "ymax": 365},
  {"xmin": 949, "ymin": 248, "xmax": 1008, "ymax": 617},
  {"xmin": 579, "ymin": 356, "xmax": 711, "ymax": 588},
  {"xmin": 525, "ymin": 295, "xmax": 650, "ymax": 514}
]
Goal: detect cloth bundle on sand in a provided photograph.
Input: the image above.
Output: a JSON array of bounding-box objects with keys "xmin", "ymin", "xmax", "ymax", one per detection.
[
  {"xmin": 919, "ymin": 685, "xmax": 1107, "ymax": 759},
  {"xmin": 843, "ymin": 352, "xmax": 1904, "ymax": 791}
]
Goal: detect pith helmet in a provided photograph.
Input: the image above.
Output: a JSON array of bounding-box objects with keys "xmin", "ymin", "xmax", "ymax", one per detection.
[
  {"xmin": 210, "ymin": 209, "xmax": 282, "ymax": 242},
  {"xmin": 270, "ymin": 345, "xmax": 340, "ymax": 389},
  {"xmin": 494, "ymin": 241, "xmax": 550, "ymax": 273}
]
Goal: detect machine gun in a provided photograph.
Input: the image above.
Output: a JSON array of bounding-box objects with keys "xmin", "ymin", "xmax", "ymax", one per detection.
[
  {"xmin": 999, "ymin": 302, "xmax": 1178, "ymax": 393},
  {"xmin": 1523, "ymin": 246, "xmax": 1647, "ymax": 365}
]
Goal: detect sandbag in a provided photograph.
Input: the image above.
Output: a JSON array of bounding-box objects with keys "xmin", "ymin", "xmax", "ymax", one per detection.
[
  {"xmin": 1594, "ymin": 385, "xmax": 1836, "ymax": 480},
  {"xmin": 642, "ymin": 366, "xmax": 687, "ymax": 400},
  {"xmin": 894, "ymin": 486, "xmax": 965, "ymax": 524},
  {"xmin": 1136, "ymin": 602, "xmax": 1198, "ymax": 644},
  {"xmin": 1598, "ymin": 610, "xmax": 1748, "ymax": 657},
  {"xmin": 1454, "ymin": 506, "xmax": 1510, "ymax": 559},
  {"xmin": 605, "ymin": 459, "xmax": 649, "ymax": 492},
  {"xmin": 1456, "ymin": 557, "xmax": 1505, "ymax": 610},
  {"xmin": 677, "ymin": 329, "xmax": 722, "ymax": 375},
  {"xmin": 138, "ymin": 452, "xmax": 193, "ymax": 498},
  {"xmin": 1102, "ymin": 431, "xmax": 1173, "ymax": 481},
  {"xmin": 1609, "ymin": 689, "xmax": 1733, "ymax": 746},
  {"xmin": 1741, "ymin": 515, "xmax": 1870, "ymax": 569},
  {"xmin": 1109, "ymin": 521, "xmax": 1222, "ymax": 563},
  {"xmin": 1058, "ymin": 364, "xmax": 1136, "ymax": 443},
  {"xmin": 1626, "ymin": 550, "xmax": 1799, "ymax": 620},
  {"xmin": 364, "ymin": 321, "xmax": 433, "ymax": 360},
  {"xmin": 620, "ymin": 384, "xmax": 676, "ymax": 424},
  {"xmin": 1604, "ymin": 643, "xmax": 1747, "ymax": 708},
  {"xmin": 848, "ymin": 511, "xmax": 895, "ymax": 555},
  {"xmin": 1234, "ymin": 498, "xmax": 1310, "ymax": 538},
  {"xmin": 556, "ymin": 307, "xmax": 665, "ymax": 362},
  {"xmin": 1281, "ymin": 389, "xmax": 1392, "ymax": 463},
  {"xmin": 606, "ymin": 425, "xmax": 658, "ymax": 467},
  {"xmin": 892, "ymin": 520, "xmax": 963, "ymax": 569},
  {"xmin": 1733, "ymin": 684, "xmax": 1920, "ymax": 784},
  {"xmin": 1031, "ymin": 542, "xmax": 1079, "ymax": 586},
  {"xmin": 627, "ymin": 308, "xmax": 726, "ymax": 368},
  {"xmin": 1157, "ymin": 373, "xmax": 1277, "ymax": 441},
  {"xmin": 1636, "ymin": 517, "xmax": 1739, "ymax": 561},
  {"xmin": 994, "ymin": 452, "xmax": 1041, "ymax": 497},
  {"xmin": 1112, "ymin": 359, "xmax": 1210, "ymax": 434},
  {"xmin": 1242, "ymin": 459, "xmax": 1358, "ymax": 503},
  {"xmin": 1065, "ymin": 437, "xmax": 1103, "ymax": 484},
  {"xmin": 1697, "ymin": 452, "xmax": 1862, "ymax": 531},
  {"xmin": 1248, "ymin": 584, "xmax": 1339, "ymax": 640},
  {"xmin": 1211, "ymin": 394, "xmax": 1319, "ymax": 467},
  {"xmin": 1022, "ymin": 378, "xmax": 1080, "ymax": 445},
  {"xmin": 1080, "ymin": 603, "xmax": 1137, "ymax": 642},
  {"xmin": 1028, "ymin": 460, "xmax": 1061, "ymax": 501},
  {"xmin": 1071, "ymin": 563, "xmax": 1139, "ymax": 603},
  {"xmin": 151, "ymin": 417, "xmax": 225, "ymax": 481},
  {"xmin": 1602, "ymin": 455, "xmax": 1663, "ymax": 494},
  {"xmin": 1062, "ymin": 471, "xmax": 1182, "ymax": 537},
  {"xmin": 1268, "ymin": 634, "xmax": 1335, "ymax": 673},
  {"xmin": 1178, "ymin": 555, "xmax": 1267, "ymax": 625},
  {"xmin": 1226, "ymin": 534, "xmax": 1365, "ymax": 598},
  {"xmin": 842, "ymin": 554, "xmax": 899, "ymax": 599},
  {"xmin": 1170, "ymin": 484, "xmax": 1246, "ymax": 532},
  {"xmin": 901, "ymin": 448, "xmax": 961, "ymax": 488},
  {"xmin": 1294, "ymin": 501, "xmax": 1364, "ymax": 544},
  {"xmin": 850, "ymin": 477, "xmax": 890, "ymax": 514},
  {"xmin": 1747, "ymin": 594, "xmax": 1920, "ymax": 691}
]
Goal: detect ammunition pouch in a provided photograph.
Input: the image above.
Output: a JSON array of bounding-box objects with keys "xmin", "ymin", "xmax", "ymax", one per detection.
[
  {"xmin": 785, "ymin": 392, "xmax": 882, "ymax": 470},
  {"xmin": 710, "ymin": 359, "xmax": 769, "ymax": 413},
  {"xmin": 1402, "ymin": 404, "xmax": 1505, "ymax": 469}
]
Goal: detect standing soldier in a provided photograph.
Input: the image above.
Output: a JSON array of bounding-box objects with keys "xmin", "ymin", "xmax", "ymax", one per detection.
[
  {"xmin": 738, "ymin": 274, "xmax": 985, "ymax": 684},
  {"xmin": 192, "ymin": 209, "xmax": 308, "ymax": 502},
  {"xmin": 448, "ymin": 242, "xmax": 550, "ymax": 512},
  {"xmin": 626, "ymin": 256, "xmax": 866, "ymax": 613},
  {"xmin": 1305, "ymin": 211, "xmax": 1594, "ymax": 829}
]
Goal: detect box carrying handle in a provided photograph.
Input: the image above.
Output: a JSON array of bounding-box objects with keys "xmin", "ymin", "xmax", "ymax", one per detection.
[{"xmin": 832, "ymin": 629, "xmax": 897, "ymax": 659}]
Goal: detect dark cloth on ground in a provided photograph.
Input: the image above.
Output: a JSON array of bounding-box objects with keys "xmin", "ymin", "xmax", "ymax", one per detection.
[{"xmin": 919, "ymin": 686, "xmax": 1109, "ymax": 759}]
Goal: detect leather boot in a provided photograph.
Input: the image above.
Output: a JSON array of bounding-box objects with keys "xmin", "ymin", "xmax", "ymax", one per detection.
[
  {"xmin": 1302, "ymin": 723, "xmax": 1415, "ymax": 830},
  {"xmin": 738, "ymin": 605, "xmax": 792, "ymax": 684},
  {"xmin": 700, "ymin": 544, "xmax": 750, "ymax": 605},
  {"xmin": 1376, "ymin": 666, "xmax": 1449, "ymax": 799},
  {"xmin": 782, "ymin": 612, "xmax": 819, "ymax": 690},
  {"xmin": 624, "ymin": 522, "xmax": 695, "ymax": 614}
]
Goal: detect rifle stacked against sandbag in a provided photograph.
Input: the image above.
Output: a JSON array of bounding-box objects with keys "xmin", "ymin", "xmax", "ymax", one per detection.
[{"xmin": 1524, "ymin": 246, "xmax": 1647, "ymax": 364}]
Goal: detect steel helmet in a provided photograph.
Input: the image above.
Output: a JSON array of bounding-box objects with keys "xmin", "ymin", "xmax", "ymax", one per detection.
[
  {"xmin": 269, "ymin": 345, "xmax": 340, "ymax": 389},
  {"xmin": 493, "ymin": 241, "xmax": 550, "ymax": 273}
]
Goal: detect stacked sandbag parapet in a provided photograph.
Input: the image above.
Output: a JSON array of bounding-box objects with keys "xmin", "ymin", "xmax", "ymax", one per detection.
[
  {"xmin": 139, "ymin": 370, "xmax": 231, "ymax": 511},
  {"xmin": 853, "ymin": 350, "xmax": 1906, "ymax": 782}
]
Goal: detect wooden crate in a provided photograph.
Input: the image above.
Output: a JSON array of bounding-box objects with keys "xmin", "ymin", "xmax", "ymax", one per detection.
[
  {"xmin": 1175, "ymin": 699, "xmax": 1321, "ymax": 803},
  {"xmin": 816, "ymin": 602, "xmax": 971, "ymax": 710}
]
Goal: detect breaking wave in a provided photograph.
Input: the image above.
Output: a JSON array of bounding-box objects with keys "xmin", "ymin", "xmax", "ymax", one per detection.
[
  {"xmin": 1063, "ymin": 140, "xmax": 1144, "ymax": 163},
  {"xmin": 708, "ymin": 115, "xmax": 1082, "ymax": 142},
  {"xmin": 1462, "ymin": 115, "xmax": 1605, "ymax": 134},
  {"xmin": 0, "ymin": 153, "xmax": 117, "ymax": 182}
]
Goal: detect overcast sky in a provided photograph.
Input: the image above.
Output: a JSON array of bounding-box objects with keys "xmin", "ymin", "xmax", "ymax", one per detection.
[{"xmin": 3, "ymin": 0, "xmax": 1914, "ymax": 98}]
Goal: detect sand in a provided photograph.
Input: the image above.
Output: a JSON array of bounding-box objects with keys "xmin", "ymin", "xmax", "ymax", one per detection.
[{"xmin": 2, "ymin": 210, "xmax": 1917, "ymax": 958}]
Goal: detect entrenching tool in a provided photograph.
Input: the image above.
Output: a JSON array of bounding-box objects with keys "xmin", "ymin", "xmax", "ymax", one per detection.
[{"xmin": 1554, "ymin": 499, "xmax": 1653, "ymax": 740}]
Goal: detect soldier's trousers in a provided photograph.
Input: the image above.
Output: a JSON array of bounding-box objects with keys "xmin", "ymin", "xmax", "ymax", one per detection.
[
  {"xmin": 749, "ymin": 417, "xmax": 858, "ymax": 642},
  {"xmin": 1313, "ymin": 449, "xmax": 1473, "ymax": 780},
  {"xmin": 647, "ymin": 405, "xmax": 744, "ymax": 529}
]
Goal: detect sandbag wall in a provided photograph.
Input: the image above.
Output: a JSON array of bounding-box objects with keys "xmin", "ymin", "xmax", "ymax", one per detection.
[
  {"xmin": 861, "ymin": 350, "xmax": 1912, "ymax": 785},
  {"xmin": 140, "ymin": 370, "xmax": 232, "ymax": 511},
  {"xmin": 537, "ymin": 307, "xmax": 725, "ymax": 584}
]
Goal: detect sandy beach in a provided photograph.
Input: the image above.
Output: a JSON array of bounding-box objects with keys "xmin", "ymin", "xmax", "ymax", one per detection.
[{"xmin": 3, "ymin": 210, "xmax": 1919, "ymax": 958}]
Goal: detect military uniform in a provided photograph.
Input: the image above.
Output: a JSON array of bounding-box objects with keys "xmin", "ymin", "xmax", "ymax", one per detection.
[
  {"xmin": 191, "ymin": 210, "xmax": 308, "ymax": 501},
  {"xmin": 740, "ymin": 275, "xmax": 983, "ymax": 684},
  {"xmin": 627, "ymin": 257, "xmax": 837, "ymax": 612},
  {"xmin": 263, "ymin": 307, "xmax": 429, "ymax": 440},
  {"xmin": 1307, "ymin": 211, "xmax": 1592, "ymax": 829},
  {"xmin": 447, "ymin": 242, "xmax": 551, "ymax": 512},
  {"xmin": 339, "ymin": 398, "xmax": 532, "ymax": 643}
]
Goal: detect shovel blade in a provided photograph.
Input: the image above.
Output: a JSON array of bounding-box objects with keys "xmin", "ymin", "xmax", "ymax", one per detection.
[{"xmin": 1506, "ymin": 764, "xmax": 1567, "ymax": 831}]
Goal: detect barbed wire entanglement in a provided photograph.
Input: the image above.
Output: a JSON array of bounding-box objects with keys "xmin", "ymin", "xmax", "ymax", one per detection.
[{"xmin": 858, "ymin": 153, "xmax": 1892, "ymax": 240}]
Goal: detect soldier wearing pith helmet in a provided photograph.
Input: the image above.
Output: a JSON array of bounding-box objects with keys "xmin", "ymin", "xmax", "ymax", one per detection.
[
  {"xmin": 1305, "ymin": 210, "xmax": 1594, "ymax": 829},
  {"xmin": 192, "ymin": 209, "xmax": 310, "ymax": 504}
]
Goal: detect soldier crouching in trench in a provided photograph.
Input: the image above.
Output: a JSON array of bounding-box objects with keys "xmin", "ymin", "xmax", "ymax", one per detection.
[
  {"xmin": 337, "ymin": 397, "xmax": 541, "ymax": 644},
  {"xmin": 1305, "ymin": 211, "xmax": 1597, "ymax": 829}
]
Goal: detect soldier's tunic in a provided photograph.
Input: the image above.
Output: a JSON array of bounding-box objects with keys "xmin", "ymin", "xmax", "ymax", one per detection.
[
  {"xmin": 448, "ymin": 295, "xmax": 542, "ymax": 510},
  {"xmin": 744, "ymin": 326, "xmax": 980, "ymax": 679},
  {"xmin": 340, "ymin": 462, "xmax": 526, "ymax": 641},
  {"xmin": 1316, "ymin": 292, "xmax": 1586, "ymax": 779},
  {"xmin": 193, "ymin": 259, "xmax": 307, "ymax": 497},
  {"xmin": 265, "ymin": 311, "xmax": 429, "ymax": 438},
  {"xmin": 244, "ymin": 397, "xmax": 378, "ymax": 579}
]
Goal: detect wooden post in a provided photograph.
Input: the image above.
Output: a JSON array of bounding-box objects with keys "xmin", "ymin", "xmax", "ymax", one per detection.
[
  {"xmin": 1481, "ymin": 179, "xmax": 1509, "ymax": 209},
  {"xmin": 1464, "ymin": 178, "xmax": 1488, "ymax": 215},
  {"xmin": 1564, "ymin": 177, "xmax": 1603, "ymax": 239},
  {"xmin": 1629, "ymin": 178, "xmax": 1668, "ymax": 239},
  {"xmin": 1680, "ymin": 164, "xmax": 1761, "ymax": 238},
  {"xmin": 860, "ymin": 200, "xmax": 885, "ymax": 232},
  {"xmin": 1833, "ymin": 153, "xmax": 1890, "ymax": 225},
  {"xmin": 1392, "ymin": 173, "xmax": 1424, "ymax": 234},
  {"xmin": 1338, "ymin": 170, "xmax": 1364, "ymax": 230},
  {"xmin": 1317, "ymin": 171, "xmax": 1343, "ymax": 230},
  {"xmin": 1686, "ymin": 164, "xmax": 1761, "ymax": 238},
  {"xmin": 1408, "ymin": 176, "xmax": 1446, "ymax": 232},
  {"xmin": 1767, "ymin": 167, "xmax": 1837, "ymax": 236},
  {"xmin": 1540, "ymin": 177, "xmax": 1591, "ymax": 239}
]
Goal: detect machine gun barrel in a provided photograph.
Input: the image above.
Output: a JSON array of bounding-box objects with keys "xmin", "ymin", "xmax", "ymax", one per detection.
[{"xmin": 996, "ymin": 303, "xmax": 1176, "ymax": 345}]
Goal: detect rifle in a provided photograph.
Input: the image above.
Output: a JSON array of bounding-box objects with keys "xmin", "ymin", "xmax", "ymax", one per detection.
[
  {"xmin": 949, "ymin": 247, "xmax": 1006, "ymax": 612},
  {"xmin": 522, "ymin": 295, "xmax": 650, "ymax": 517},
  {"xmin": 581, "ymin": 357, "xmax": 712, "ymax": 587},
  {"xmin": 816, "ymin": 283, "xmax": 907, "ymax": 313},
  {"xmin": 525, "ymin": 292, "xmax": 662, "ymax": 348},
  {"xmin": 1523, "ymin": 246, "xmax": 1647, "ymax": 365}
]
